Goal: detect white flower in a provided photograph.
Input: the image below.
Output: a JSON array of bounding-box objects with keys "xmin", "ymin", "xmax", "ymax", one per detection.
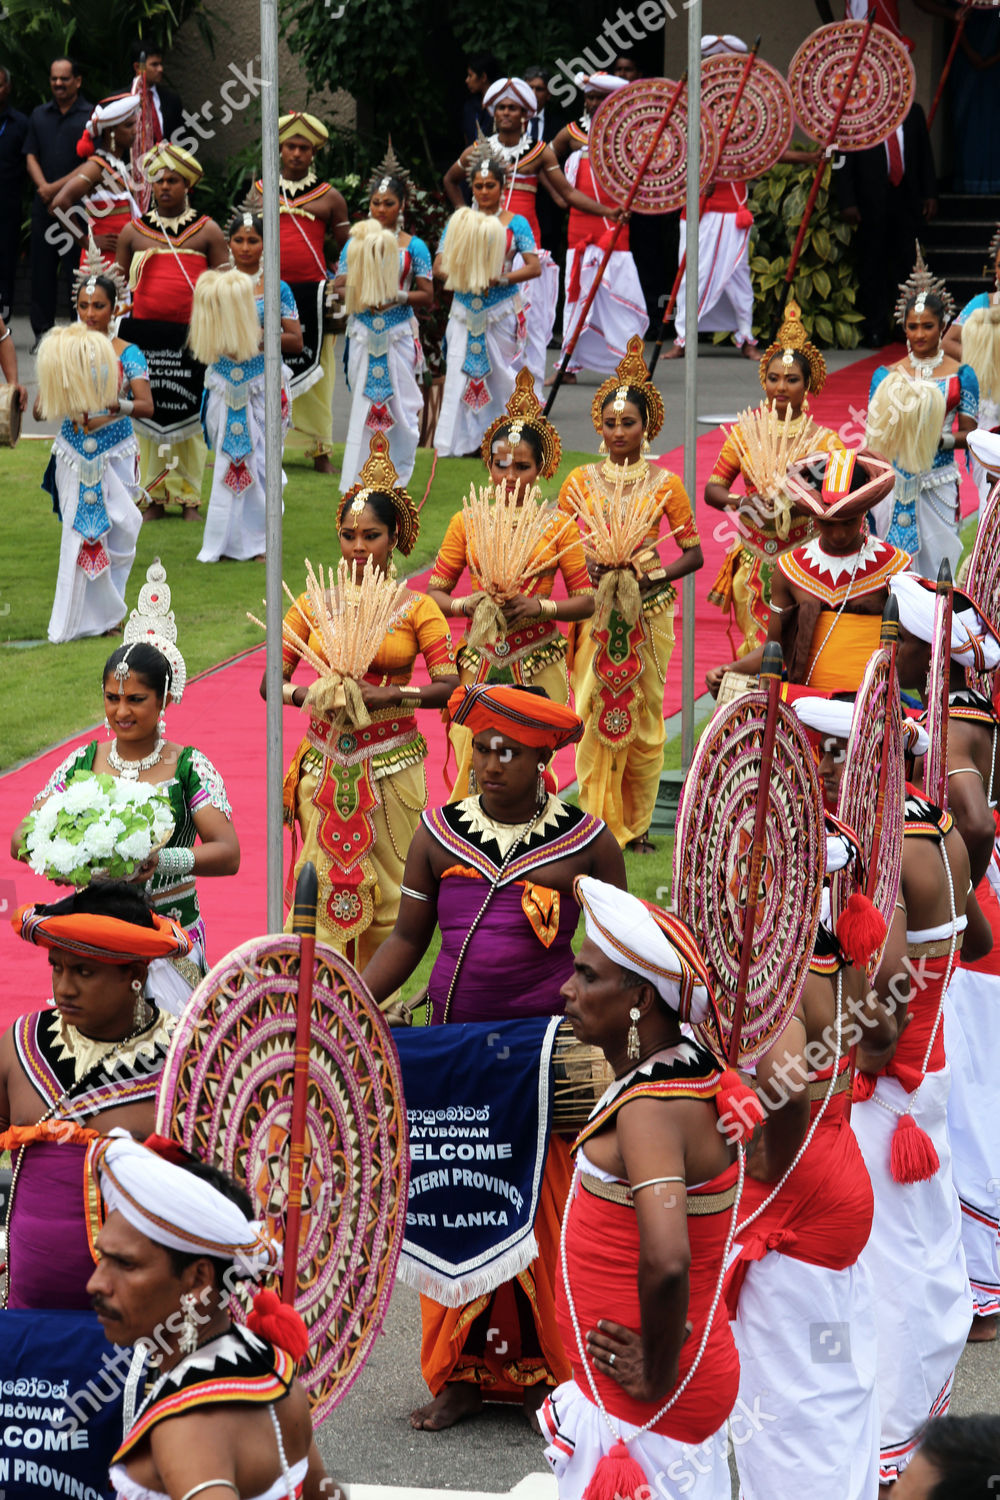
[
  {"xmin": 44, "ymin": 837, "xmax": 85, "ymax": 876},
  {"xmin": 82, "ymin": 822, "xmax": 118, "ymax": 860},
  {"xmin": 117, "ymin": 828, "xmax": 153, "ymax": 861},
  {"xmin": 59, "ymin": 779, "xmax": 99, "ymax": 816}
]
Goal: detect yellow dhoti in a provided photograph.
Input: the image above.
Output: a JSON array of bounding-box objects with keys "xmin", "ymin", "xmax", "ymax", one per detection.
[
  {"xmin": 289, "ymin": 333, "xmax": 337, "ymax": 458},
  {"xmin": 573, "ymin": 590, "xmax": 675, "ymax": 847},
  {"xmin": 138, "ymin": 432, "xmax": 209, "ymax": 509}
]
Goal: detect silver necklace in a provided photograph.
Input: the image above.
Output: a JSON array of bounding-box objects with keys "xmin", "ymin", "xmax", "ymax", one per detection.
[
  {"xmin": 907, "ymin": 345, "xmax": 945, "ymax": 380},
  {"xmin": 489, "ymin": 129, "xmax": 531, "ymax": 165},
  {"xmin": 109, "ymin": 735, "xmax": 164, "ymax": 780}
]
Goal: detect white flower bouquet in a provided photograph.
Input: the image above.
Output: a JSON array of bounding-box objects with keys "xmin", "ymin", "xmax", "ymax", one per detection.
[{"xmin": 20, "ymin": 771, "xmax": 176, "ymax": 886}]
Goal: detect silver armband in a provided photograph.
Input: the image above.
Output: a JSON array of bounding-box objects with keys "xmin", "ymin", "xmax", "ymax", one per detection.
[
  {"xmin": 157, "ymin": 846, "xmax": 196, "ymax": 879},
  {"xmin": 940, "ymin": 432, "xmax": 957, "ymax": 451},
  {"xmin": 117, "ymin": 396, "xmax": 134, "ymax": 416}
]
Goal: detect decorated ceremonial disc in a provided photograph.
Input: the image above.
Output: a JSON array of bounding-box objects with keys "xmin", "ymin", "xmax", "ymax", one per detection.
[
  {"xmin": 788, "ymin": 21, "xmax": 915, "ymax": 151},
  {"xmin": 833, "ymin": 648, "xmax": 904, "ymax": 969},
  {"xmin": 963, "ymin": 479, "xmax": 1000, "ymax": 700},
  {"xmin": 673, "ymin": 692, "xmax": 824, "ymax": 1066},
  {"xmin": 700, "ymin": 53, "xmax": 794, "ymax": 183},
  {"xmin": 589, "ymin": 77, "xmax": 719, "ymax": 215},
  {"xmin": 156, "ymin": 937, "xmax": 408, "ymax": 1426}
]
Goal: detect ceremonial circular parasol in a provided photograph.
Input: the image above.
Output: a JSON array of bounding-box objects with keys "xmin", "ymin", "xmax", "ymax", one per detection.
[
  {"xmin": 156, "ymin": 936, "xmax": 408, "ymax": 1426},
  {"xmin": 589, "ymin": 77, "xmax": 719, "ymax": 215},
  {"xmin": 673, "ymin": 685, "xmax": 825, "ymax": 1067},
  {"xmin": 700, "ymin": 53, "xmax": 794, "ymax": 182},
  {"xmin": 963, "ymin": 478, "xmax": 1000, "ymax": 700},
  {"xmin": 832, "ymin": 641, "xmax": 905, "ymax": 971},
  {"xmin": 787, "ymin": 20, "xmax": 915, "ymax": 151}
]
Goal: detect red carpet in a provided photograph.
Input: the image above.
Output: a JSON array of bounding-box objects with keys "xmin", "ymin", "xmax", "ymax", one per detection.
[{"xmin": 1, "ymin": 344, "xmax": 978, "ymax": 1029}]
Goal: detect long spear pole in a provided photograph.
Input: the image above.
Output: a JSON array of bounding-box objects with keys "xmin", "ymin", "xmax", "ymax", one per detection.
[
  {"xmin": 926, "ymin": 559, "xmax": 954, "ymax": 813},
  {"xmin": 784, "ymin": 9, "xmax": 877, "ymax": 291},
  {"xmin": 543, "ymin": 73, "xmax": 687, "ymax": 417},
  {"xmin": 282, "ymin": 862, "xmax": 318, "ymax": 1305},
  {"xmin": 728, "ymin": 639, "xmax": 784, "ymax": 1065},
  {"xmin": 865, "ymin": 597, "xmax": 900, "ymax": 904},
  {"xmin": 647, "ymin": 37, "xmax": 761, "ymax": 380},
  {"xmin": 927, "ymin": 3, "xmax": 972, "ymax": 131}
]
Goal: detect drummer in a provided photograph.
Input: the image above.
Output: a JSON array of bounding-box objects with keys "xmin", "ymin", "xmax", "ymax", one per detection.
[
  {"xmin": 363, "ymin": 683, "xmax": 624, "ymax": 1432},
  {"xmin": 0, "ymin": 313, "xmax": 27, "ymax": 417}
]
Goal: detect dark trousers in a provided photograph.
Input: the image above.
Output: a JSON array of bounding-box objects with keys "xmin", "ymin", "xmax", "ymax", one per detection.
[
  {"xmin": 29, "ymin": 196, "xmax": 76, "ymax": 337},
  {"xmin": 853, "ymin": 185, "xmax": 921, "ymax": 342},
  {"xmin": 0, "ymin": 206, "xmax": 21, "ymax": 320}
]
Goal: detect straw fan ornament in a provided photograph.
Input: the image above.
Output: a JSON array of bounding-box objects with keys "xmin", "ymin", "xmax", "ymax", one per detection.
[
  {"xmin": 726, "ymin": 402, "xmax": 825, "ymax": 542},
  {"xmin": 561, "ymin": 467, "xmax": 666, "ymax": 631},
  {"xmin": 461, "ymin": 481, "xmax": 570, "ymax": 650},
  {"xmin": 249, "ymin": 558, "xmax": 408, "ymax": 728}
]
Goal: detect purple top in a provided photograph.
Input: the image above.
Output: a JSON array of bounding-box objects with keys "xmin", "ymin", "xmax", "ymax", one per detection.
[
  {"xmin": 428, "ymin": 876, "xmax": 578, "ymax": 1025},
  {"xmin": 7, "ymin": 1142, "xmax": 96, "ymax": 1310}
]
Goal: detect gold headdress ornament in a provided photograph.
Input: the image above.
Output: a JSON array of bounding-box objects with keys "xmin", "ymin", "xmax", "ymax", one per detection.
[
  {"xmin": 989, "ymin": 224, "xmax": 1000, "ymax": 266},
  {"xmin": 758, "ymin": 299, "xmax": 826, "ymax": 396},
  {"xmin": 142, "ymin": 141, "xmax": 203, "ymax": 188},
  {"xmin": 480, "ymin": 367, "xmax": 563, "ymax": 479},
  {"xmin": 122, "ymin": 557, "xmax": 187, "ymax": 702},
  {"xmin": 466, "ymin": 125, "xmax": 508, "ymax": 187},
  {"xmin": 73, "ymin": 229, "xmax": 129, "ymax": 308},
  {"xmin": 895, "ymin": 241, "xmax": 955, "ymax": 328},
  {"xmin": 337, "ymin": 431, "xmax": 420, "ymax": 556},
  {"xmin": 367, "ymin": 138, "xmax": 410, "ymax": 200},
  {"xmin": 277, "ymin": 111, "xmax": 329, "ymax": 147},
  {"xmin": 591, "ymin": 335, "xmax": 665, "ymax": 441}
]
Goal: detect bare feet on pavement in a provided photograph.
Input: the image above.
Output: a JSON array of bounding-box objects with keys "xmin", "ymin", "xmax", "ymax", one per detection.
[
  {"xmin": 523, "ymin": 1386, "xmax": 547, "ymax": 1433},
  {"xmin": 968, "ymin": 1312, "xmax": 999, "ymax": 1343},
  {"xmin": 410, "ymin": 1383, "xmax": 483, "ymax": 1431}
]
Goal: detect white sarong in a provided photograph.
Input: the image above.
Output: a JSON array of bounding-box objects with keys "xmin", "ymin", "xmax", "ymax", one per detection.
[
  {"xmin": 47, "ymin": 428, "xmax": 142, "ymax": 644},
  {"xmin": 198, "ymin": 365, "xmax": 289, "ymax": 564},
  {"xmin": 540, "ymin": 1380, "xmax": 731, "ymax": 1500},
  {"xmin": 340, "ymin": 312, "xmax": 425, "ymax": 491},
  {"xmin": 732, "ymin": 1253, "xmax": 879, "ymax": 1499},
  {"xmin": 435, "ymin": 297, "xmax": 524, "ymax": 459},
  {"xmin": 945, "ymin": 967, "xmax": 1000, "ymax": 1316},
  {"xmin": 673, "ymin": 211, "xmax": 754, "ymax": 347},
  {"xmin": 560, "ymin": 247, "xmax": 648, "ymax": 376},
  {"xmin": 518, "ymin": 248, "xmax": 559, "ymax": 395},
  {"xmin": 851, "ymin": 1066, "xmax": 972, "ymax": 1481}
]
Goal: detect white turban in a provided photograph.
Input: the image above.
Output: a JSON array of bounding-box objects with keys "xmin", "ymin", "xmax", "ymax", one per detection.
[
  {"xmin": 483, "ymin": 77, "xmax": 537, "ymax": 117},
  {"xmin": 574, "ymin": 876, "xmax": 714, "ymax": 1024},
  {"xmin": 702, "ymin": 35, "xmax": 748, "ymax": 57},
  {"xmin": 97, "ymin": 1132, "xmax": 281, "ymax": 1282},
  {"xmin": 968, "ymin": 428, "xmax": 1000, "ymax": 478},
  {"xmin": 90, "ymin": 94, "xmax": 141, "ymax": 132},
  {"xmin": 890, "ymin": 573, "xmax": 1000, "ymax": 672},
  {"xmin": 575, "ymin": 72, "xmax": 629, "ymax": 96},
  {"xmin": 793, "ymin": 696, "xmax": 854, "ymax": 742}
]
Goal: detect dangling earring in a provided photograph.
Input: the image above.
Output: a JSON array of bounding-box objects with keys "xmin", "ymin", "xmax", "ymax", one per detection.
[
  {"xmin": 536, "ymin": 761, "xmax": 547, "ymax": 809},
  {"xmin": 468, "ymin": 765, "xmax": 479, "ymax": 795},
  {"xmin": 157, "ymin": 711, "xmax": 166, "ymax": 738},
  {"xmin": 626, "ymin": 1005, "xmax": 641, "ymax": 1062},
  {"xmin": 177, "ymin": 1290, "xmax": 200, "ymax": 1355},
  {"xmin": 641, "ymin": 433, "xmax": 650, "ymax": 455},
  {"xmin": 387, "ymin": 551, "xmax": 398, "ymax": 580},
  {"xmin": 106, "ymin": 717, "xmax": 115, "ymax": 739},
  {"xmin": 132, "ymin": 977, "xmax": 149, "ymax": 1030},
  {"xmin": 598, "ymin": 438, "xmax": 608, "ymax": 455}
]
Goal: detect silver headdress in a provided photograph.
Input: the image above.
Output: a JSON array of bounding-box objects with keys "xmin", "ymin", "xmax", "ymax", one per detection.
[
  {"xmin": 466, "ymin": 126, "xmax": 508, "ymax": 187},
  {"xmin": 73, "ymin": 230, "xmax": 129, "ymax": 309},
  {"xmin": 895, "ymin": 242, "xmax": 956, "ymax": 328},
  {"xmin": 366, "ymin": 138, "xmax": 410, "ymax": 200},
  {"xmin": 122, "ymin": 557, "xmax": 187, "ymax": 702}
]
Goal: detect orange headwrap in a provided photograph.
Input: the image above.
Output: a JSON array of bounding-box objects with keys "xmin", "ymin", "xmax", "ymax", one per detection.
[
  {"xmin": 13, "ymin": 904, "xmax": 192, "ymax": 964},
  {"xmin": 448, "ymin": 684, "xmax": 584, "ymax": 751}
]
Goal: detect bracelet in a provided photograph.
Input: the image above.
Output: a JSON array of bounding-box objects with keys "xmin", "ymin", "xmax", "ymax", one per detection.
[
  {"xmin": 0, "ymin": 328, "xmax": 10, "ymax": 345},
  {"xmin": 117, "ymin": 396, "xmax": 134, "ymax": 416},
  {"xmin": 157, "ymin": 846, "xmax": 196, "ymax": 879},
  {"xmin": 940, "ymin": 432, "xmax": 957, "ymax": 451},
  {"xmin": 538, "ymin": 598, "xmax": 558, "ymax": 620},
  {"xmin": 450, "ymin": 596, "xmax": 469, "ymax": 617},
  {"xmin": 400, "ymin": 884, "xmax": 431, "ymax": 903},
  {"xmin": 180, "ymin": 1484, "xmax": 239, "ymax": 1500},
  {"xmin": 396, "ymin": 289, "xmax": 409, "ymax": 304},
  {"xmin": 282, "ymin": 682, "xmax": 302, "ymax": 706},
  {"xmin": 399, "ymin": 684, "xmax": 421, "ymax": 703}
]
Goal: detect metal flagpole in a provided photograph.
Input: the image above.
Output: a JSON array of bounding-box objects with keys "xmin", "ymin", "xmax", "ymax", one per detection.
[
  {"xmin": 260, "ymin": 0, "xmax": 284, "ymax": 930},
  {"xmin": 681, "ymin": 0, "xmax": 701, "ymax": 772}
]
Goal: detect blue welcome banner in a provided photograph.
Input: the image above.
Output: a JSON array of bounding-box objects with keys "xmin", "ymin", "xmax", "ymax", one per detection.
[
  {"xmin": 0, "ymin": 1309, "xmax": 124, "ymax": 1499},
  {"xmin": 393, "ymin": 1016, "xmax": 560, "ymax": 1306}
]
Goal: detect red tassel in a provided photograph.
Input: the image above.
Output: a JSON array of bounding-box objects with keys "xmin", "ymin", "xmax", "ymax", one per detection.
[
  {"xmin": 890, "ymin": 1113, "xmax": 940, "ymax": 1184},
  {"xmin": 246, "ymin": 1288, "xmax": 310, "ymax": 1360},
  {"xmin": 735, "ymin": 206, "xmax": 753, "ymax": 230},
  {"xmin": 836, "ymin": 892, "xmax": 887, "ymax": 967},
  {"xmin": 582, "ymin": 1439, "xmax": 649, "ymax": 1500},
  {"xmin": 142, "ymin": 1133, "xmax": 194, "ymax": 1166},
  {"xmin": 715, "ymin": 1068, "xmax": 765, "ymax": 1145},
  {"xmin": 77, "ymin": 131, "xmax": 95, "ymax": 159}
]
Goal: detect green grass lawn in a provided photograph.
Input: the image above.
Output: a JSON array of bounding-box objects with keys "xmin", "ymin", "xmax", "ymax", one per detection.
[{"xmin": 0, "ymin": 442, "xmax": 596, "ymax": 770}]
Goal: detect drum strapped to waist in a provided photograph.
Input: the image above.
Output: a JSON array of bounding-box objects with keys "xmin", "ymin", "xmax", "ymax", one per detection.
[
  {"xmin": 552, "ymin": 1018, "xmax": 615, "ymax": 1136},
  {"xmin": 715, "ymin": 669, "xmax": 759, "ymax": 707},
  {"xmin": 0, "ymin": 383, "xmax": 22, "ymax": 447}
]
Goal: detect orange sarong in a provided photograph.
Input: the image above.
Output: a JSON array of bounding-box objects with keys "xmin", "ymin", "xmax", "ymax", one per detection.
[{"xmin": 418, "ymin": 1135, "xmax": 573, "ymax": 1398}]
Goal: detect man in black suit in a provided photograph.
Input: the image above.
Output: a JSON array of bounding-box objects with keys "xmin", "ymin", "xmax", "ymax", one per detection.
[
  {"xmin": 835, "ymin": 102, "xmax": 938, "ymax": 346},
  {"xmin": 130, "ymin": 41, "xmax": 184, "ymax": 142},
  {"xmin": 0, "ymin": 66, "xmax": 28, "ymax": 321}
]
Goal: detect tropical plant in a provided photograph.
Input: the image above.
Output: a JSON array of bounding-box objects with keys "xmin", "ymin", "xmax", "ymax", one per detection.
[
  {"xmin": 747, "ymin": 154, "xmax": 864, "ymax": 350},
  {"xmin": 3, "ymin": 0, "xmax": 211, "ymax": 108}
]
